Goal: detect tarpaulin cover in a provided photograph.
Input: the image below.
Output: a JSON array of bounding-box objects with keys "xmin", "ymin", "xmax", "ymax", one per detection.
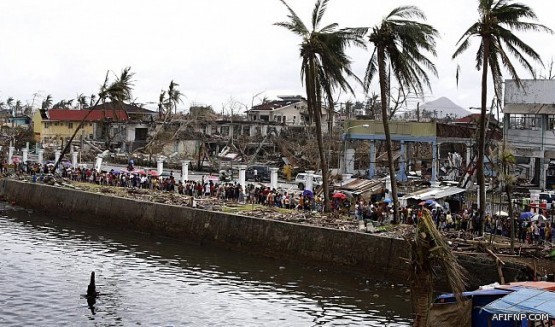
[
  {"xmin": 428, "ymin": 299, "xmax": 471, "ymax": 327},
  {"xmin": 482, "ymin": 288, "xmax": 555, "ymax": 317}
]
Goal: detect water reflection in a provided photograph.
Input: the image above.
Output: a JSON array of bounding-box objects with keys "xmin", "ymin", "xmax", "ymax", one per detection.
[{"xmin": 0, "ymin": 203, "xmax": 411, "ymax": 326}]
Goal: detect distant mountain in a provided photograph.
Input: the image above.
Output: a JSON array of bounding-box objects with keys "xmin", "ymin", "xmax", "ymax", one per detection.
[{"xmin": 419, "ymin": 97, "xmax": 471, "ymax": 119}]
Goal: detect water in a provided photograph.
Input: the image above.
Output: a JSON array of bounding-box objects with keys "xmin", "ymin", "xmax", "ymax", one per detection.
[{"xmin": 0, "ymin": 203, "xmax": 412, "ymax": 326}]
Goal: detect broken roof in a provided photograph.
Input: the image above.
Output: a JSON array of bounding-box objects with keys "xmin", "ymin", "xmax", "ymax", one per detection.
[{"xmin": 46, "ymin": 109, "xmax": 128, "ymax": 122}]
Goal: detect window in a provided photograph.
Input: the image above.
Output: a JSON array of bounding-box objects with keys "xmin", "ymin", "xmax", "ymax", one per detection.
[
  {"xmin": 509, "ymin": 114, "xmax": 541, "ymax": 130},
  {"xmin": 221, "ymin": 126, "xmax": 230, "ymax": 136},
  {"xmin": 233, "ymin": 125, "xmax": 241, "ymax": 135},
  {"xmin": 68, "ymin": 123, "xmax": 74, "ymax": 129},
  {"xmin": 549, "ymin": 115, "xmax": 555, "ymax": 130},
  {"xmin": 54, "ymin": 122, "xmax": 59, "ymax": 126},
  {"xmin": 242, "ymin": 126, "xmax": 250, "ymax": 136}
]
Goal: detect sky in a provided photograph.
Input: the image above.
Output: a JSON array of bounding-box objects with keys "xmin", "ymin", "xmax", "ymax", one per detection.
[{"xmin": 0, "ymin": 0, "xmax": 554, "ymax": 114}]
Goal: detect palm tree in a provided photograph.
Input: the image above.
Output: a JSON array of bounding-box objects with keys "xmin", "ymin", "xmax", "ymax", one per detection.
[
  {"xmin": 453, "ymin": 0, "xmax": 552, "ymax": 233},
  {"xmin": 409, "ymin": 209, "xmax": 466, "ymax": 326},
  {"xmin": 159, "ymin": 80, "xmax": 184, "ymax": 122},
  {"xmin": 54, "ymin": 67, "xmax": 135, "ymax": 171},
  {"xmin": 496, "ymin": 141, "xmax": 517, "ymax": 253},
  {"xmin": 158, "ymin": 90, "xmax": 166, "ymax": 120},
  {"xmin": 41, "ymin": 95, "xmax": 53, "ymax": 111},
  {"xmin": 167, "ymin": 80, "xmax": 183, "ymax": 116},
  {"xmin": 276, "ymin": 0, "xmax": 363, "ymax": 211},
  {"xmin": 364, "ymin": 6, "xmax": 439, "ymax": 223},
  {"xmin": 77, "ymin": 94, "xmax": 88, "ymax": 109}
]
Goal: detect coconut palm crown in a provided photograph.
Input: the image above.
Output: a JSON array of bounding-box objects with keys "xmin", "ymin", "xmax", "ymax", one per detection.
[
  {"xmin": 275, "ymin": 0, "xmax": 364, "ymax": 211},
  {"xmin": 364, "ymin": 6, "xmax": 439, "ymax": 223},
  {"xmin": 453, "ymin": 0, "xmax": 552, "ymax": 232}
]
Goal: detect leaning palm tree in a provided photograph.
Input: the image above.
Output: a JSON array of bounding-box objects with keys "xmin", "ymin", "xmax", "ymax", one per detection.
[
  {"xmin": 364, "ymin": 6, "xmax": 439, "ymax": 223},
  {"xmin": 409, "ymin": 209, "xmax": 466, "ymax": 326},
  {"xmin": 41, "ymin": 94, "xmax": 53, "ymax": 111},
  {"xmin": 276, "ymin": 0, "xmax": 364, "ymax": 211},
  {"xmin": 54, "ymin": 67, "xmax": 135, "ymax": 171},
  {"xmin": 453, "ymin": 0, "xmax": 552, "ymax": 233}
]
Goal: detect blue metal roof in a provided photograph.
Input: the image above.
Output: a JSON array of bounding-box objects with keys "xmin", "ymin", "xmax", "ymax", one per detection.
[{"xmin": 483, "ymin": 288, "xmax": 555, "ymax": 317}]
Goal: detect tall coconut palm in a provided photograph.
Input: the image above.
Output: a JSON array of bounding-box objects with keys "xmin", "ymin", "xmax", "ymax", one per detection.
[
  {"xmin": 364, "ymin": 6, "xmax": 439, "ymax": 223},
  {"xmin": 276, "ymin": 0, "xmax": 363, "ymax": 211},
  {"xmin": 453, "ymin": 0, "xmax": 552, "ymax": 233},
  {"xmin": 54, "ymin": 67, "xmax": 135, "ymax": 171}
]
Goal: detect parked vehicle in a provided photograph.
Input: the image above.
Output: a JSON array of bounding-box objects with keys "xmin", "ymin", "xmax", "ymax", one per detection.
[
  {"xmin": 245, "ymin": 165, "xmax": 271, "ymax": 182},
  {"xmin": 294, "ymin": 173, "xmax": 323, "ymax": 190}
]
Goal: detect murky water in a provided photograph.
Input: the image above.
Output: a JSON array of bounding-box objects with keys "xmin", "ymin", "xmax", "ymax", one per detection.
[{"xmin": 0, "ymin": 203, "xmax": 412, "ymax": 326}]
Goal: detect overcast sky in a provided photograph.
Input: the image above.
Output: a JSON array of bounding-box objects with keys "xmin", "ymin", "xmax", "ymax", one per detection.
[{"xmin": 0, "ymin": 0, "xmax": 554, "ymax": 113}]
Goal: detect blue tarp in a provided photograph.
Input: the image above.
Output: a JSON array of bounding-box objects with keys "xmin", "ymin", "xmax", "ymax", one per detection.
[
  {"xmin": 435, "ymin": 288, "xmax": 511, "ymax": 301},
  {"xmin": 483, "ymin": 288, "xmax": 555, "ymax": 317}
]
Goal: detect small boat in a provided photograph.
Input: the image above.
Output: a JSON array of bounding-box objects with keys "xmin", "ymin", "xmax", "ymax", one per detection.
[{"xmin": 430, "ymin": 282, "xmax": 555, "ymax": 326}]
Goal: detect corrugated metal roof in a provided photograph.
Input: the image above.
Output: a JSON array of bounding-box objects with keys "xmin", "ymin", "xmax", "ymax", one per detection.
[{"xmin": 401, "ymin": 186, "xmax": 466, "ymax": 200}]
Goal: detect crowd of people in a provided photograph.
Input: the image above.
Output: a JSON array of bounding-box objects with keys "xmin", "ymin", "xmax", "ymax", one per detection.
[{"xmin": 11, "ymin": 160, "xmax": 555, "ymax": 244}]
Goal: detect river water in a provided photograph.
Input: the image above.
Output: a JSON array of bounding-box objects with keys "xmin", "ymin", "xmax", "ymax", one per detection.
[{"xmin": 0, "ymin": 203, "xmax": 412, "ymax": 326}]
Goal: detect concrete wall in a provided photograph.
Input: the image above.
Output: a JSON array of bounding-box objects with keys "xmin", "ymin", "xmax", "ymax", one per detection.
[
  {"xmin": 0, "ymin": 179, "xmax": 524, "ymax": 289},
  {"xmin": 0, "ymin": 179, "xmax": 411, "ymax": 282}
]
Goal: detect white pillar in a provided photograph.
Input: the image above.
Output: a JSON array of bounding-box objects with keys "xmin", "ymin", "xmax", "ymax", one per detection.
[
  {"xmin": 369, "ymin": 140, "xmax": 376, "ymax": 178},
  {"xmin": 345, "ymin": 148, "xmax": 355, "ymax": 174},
  {"xmin": 305, "ymin": 170, "xmax": 315, "ymax": 192},
  {"xmin": 8, "ymin": 146, "xmax": 14, "ymax": 164},
  {"xmin": 181, "ymin": 160, "xmax": 190, "ymax": 183},
  {"xmin": 397, "ymin": 141, "xmax": 407, "ymax": 182},
  {"xmin": 72, "ymin": 151, "xmax": 79, "ymax": 168},
  {"xmin": 37, "ymin": 149, "xmax": 44, "ymax": 165},
  {"xmin": 157, "ymin": 158, "xmax": 164, "ymax": 176},
  {"xmin": 270, "ymin": 167, "xmax": 279, "ymax": 190},
  {"xmin": 466, "ymin": 142, "xmax": 472, "ymax": 168},
  {"xmin": 25, "ymin": 142, "xmax": 29, "ymax": 151},
  {"xmin": 238, "ymin": 165, "xmax": 247, "ymax": 193},
  {"xmin": 22, "ymin": 148, "xmax": 28, "ymax": 163},
  {"xmin": 95, "ymin": 156, "xmax": 103, "ymax": 171},
  {"xmin": 54, "ymin": 150, "xmax": 61, "ymax": 165},
  {"xmin": 431, "ymin": 142, "xmax": 438, "ymax": 182}
]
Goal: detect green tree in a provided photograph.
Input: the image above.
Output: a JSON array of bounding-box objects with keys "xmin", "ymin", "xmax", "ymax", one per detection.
[
  {"xmin": 364, "ymin": 6, "xmax": 439, "ymax": 223},
  {"xmin": 453, "ymin": 0, "xmax": 552, "ymax": 232},
  {"xmin": 54, "ymin": 67, "xmax": 135, "ymax": 171},
  {"xmin": 276, "ymin": 0, "xmax": 363, "ymax": 211},
  {"xmin": 41, "ymin": 95, "xmax": 53, "ymax": 110},
  {"xmin": 157, "ymin": 80, "xmax": 184, "ymax": 122}
]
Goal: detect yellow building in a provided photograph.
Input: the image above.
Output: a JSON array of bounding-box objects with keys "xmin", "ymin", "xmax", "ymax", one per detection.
[{"xmin": 33, "ymin": 109, "xmax": 128, "ymax": 146}]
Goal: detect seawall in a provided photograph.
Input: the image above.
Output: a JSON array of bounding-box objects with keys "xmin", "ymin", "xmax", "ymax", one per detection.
[
  {"xmin": 0, "ymin": 179, "xmax": 411, "ymax": 281},
  {"xmin": 0, "ymin": 179, "xmax": 523, "ymax": 288}
]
